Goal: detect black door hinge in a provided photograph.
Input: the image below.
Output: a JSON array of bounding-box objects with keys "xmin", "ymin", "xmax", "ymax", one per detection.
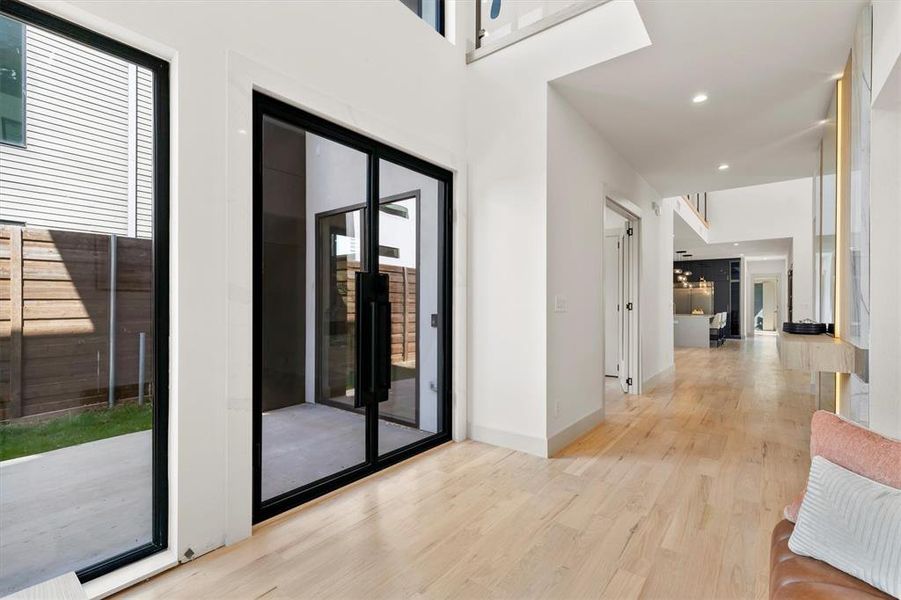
[
  {"xmin": 626, "ymin": 302, "xmax": 633, "ymax": 310},
  {"xmin": 626, "ymin": 227, "xmax": 634, "ymax": 236},
  {"xmin": 626, "ymin": 377, "xmax": 633, "ymax": 386}
]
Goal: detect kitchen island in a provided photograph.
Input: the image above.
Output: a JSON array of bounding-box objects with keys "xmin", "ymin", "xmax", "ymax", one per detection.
[{"xmin": 674, "ymin": 314, "xmax": 713, "ymax": 348}]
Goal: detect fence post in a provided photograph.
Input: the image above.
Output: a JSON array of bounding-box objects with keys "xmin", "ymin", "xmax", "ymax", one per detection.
[
  {"xmin": 9, "ymin": 227, "xmax": 23, "ymax": 419},
  {"xmin": 137, "ymin": 331, "xmax": 145, "ymax": 405},
  {"xmin": 108, "ymin": 234, "xmax": 117, "ymax": 409}
]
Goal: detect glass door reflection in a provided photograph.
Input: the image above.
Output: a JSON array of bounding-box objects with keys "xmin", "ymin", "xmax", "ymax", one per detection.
[
  {"xmin": 377, "ymin": 160, "xmax": 446, "ymax": 457},
  {"xmin": 259, "ymin": 116, "xmax": 368, "ymax": 502}
]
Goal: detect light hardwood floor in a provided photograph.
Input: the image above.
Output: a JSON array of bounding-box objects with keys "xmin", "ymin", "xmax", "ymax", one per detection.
[{"xmin": 121, "ymin": 337, "xmax": 814, "ymax": 599}]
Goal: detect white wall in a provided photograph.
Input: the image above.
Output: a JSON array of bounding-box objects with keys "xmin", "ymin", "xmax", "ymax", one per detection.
[
  {"xmin": 546, "ymin": 88, "xmax": 672, "ymax": 450},
  {"xmin": 706, "ymin": 178, "xmax": 814, "ymax": 322},
  {"xmin": 644, "ymin": 197, "xmax": 676, "ymax": 381},
  {"xmin": 671, "ymin": 196, "xmax": 710, "ymax": 244},
  {"xmin": 872, "ymin": 0, "xmax": 901, "ymax": 103},
  {"xmin": 868, "ymin": 0, "xmax": 901, "ymax": 439},
  {"xmin": 464, "ymin": 0, "xmax": 650, "ymax": 456},
  {"xmin": 37, "ymin": 0, "xmax": 469, "ymax": 573}
]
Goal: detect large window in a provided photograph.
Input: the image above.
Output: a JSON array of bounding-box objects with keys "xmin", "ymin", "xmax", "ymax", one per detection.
[
  {"xmin": 0, "ymin": 14, "xmax": 25, "ymax": 145},
  {"xmin": 0, "ymin": 1, "xmax": 168, "ymax": 595},
  {"xmin": 398, "ymin": 0, "xmax": 443, "ymax": 34}
]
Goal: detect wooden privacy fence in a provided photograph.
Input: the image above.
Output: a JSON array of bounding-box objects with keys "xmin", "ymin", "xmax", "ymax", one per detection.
[
  {"xmin": 341, "ymin": 260, "xmax": 417, "ymax": 365},
  {"xmin": 0, "ymin": 225, "xmax": 153, "ymax": 422}
]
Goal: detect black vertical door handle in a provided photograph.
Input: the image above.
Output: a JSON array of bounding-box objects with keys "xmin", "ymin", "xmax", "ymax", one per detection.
[
  {"xmin": 355, "ymin": 271, "xmax": 392, "ymax": 406},
  {"xmin": 371, "ymin": 296, "xmax": 392, "ymax": 399},
  {"xmin": 371, "ymin": 272, "xmax": 391, "ymax": 403}
]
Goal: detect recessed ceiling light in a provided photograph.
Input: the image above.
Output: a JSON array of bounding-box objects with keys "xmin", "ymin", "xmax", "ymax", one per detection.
[
  {"xmin": 818, "ymin": 119, "xmax": 829, "ymax": 125},
  {"xmin": 718, "ymin": 163, "xmax": 730, "ymax": 171},
  {"xmin": 692, "ymin": 93, "xmax": 708, "ymax": 104},
  {"xmin": 831, "ymin": 72, "xmax": 843, "ymax": 81},
  {"xmin": 733, "ymin": 242, "xmax": 740, "ymax": 246}
]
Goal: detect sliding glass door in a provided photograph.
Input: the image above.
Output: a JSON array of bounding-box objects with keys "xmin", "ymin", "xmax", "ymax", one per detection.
[{"xmin": 253, "ymin": 93, "xmax": 452, "ymax": 522}]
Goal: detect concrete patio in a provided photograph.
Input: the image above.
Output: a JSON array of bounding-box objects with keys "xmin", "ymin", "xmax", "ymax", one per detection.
[
  {"xmin": 0, "ymin": 401, "xmax": 431, "ymax": 596},
  {"xmin": 262, "ymin": 401, "xmax": 431, "ymax": 499},
  {"xmin": 0, "ymin": 431, "xmax": 152, "ymax": 596}
]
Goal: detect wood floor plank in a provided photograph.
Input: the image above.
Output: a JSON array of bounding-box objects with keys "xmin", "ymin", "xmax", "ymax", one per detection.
[{"xmin": 120, "ymin": 338, "xmax": 813, "ymax": 599}]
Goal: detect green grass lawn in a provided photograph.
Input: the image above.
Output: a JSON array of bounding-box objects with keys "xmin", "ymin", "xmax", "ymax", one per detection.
[{"xmin": 0, "ymin": 403, "xmax": 153, "ymax": 461}]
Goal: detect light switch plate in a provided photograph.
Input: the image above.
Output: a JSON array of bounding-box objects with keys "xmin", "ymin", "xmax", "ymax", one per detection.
[{"xmin": 554, "ymin": 295, "xmax": 567, "ymax": 313}]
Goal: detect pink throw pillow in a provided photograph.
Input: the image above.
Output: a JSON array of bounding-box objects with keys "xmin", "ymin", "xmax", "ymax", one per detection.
[{"xmin": 784, "ymin": 410, "xmax": 901, "ymax": 522}]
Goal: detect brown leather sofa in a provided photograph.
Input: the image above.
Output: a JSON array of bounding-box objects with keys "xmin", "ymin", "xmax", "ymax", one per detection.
[{"xmin": 770, "ymin": 520, "xmax": 891, "ymax": 599}]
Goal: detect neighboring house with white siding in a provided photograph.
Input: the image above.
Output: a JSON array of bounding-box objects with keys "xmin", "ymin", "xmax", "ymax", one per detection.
[{"xmin": 0, "ymin": 18, "xmax": 153, "ymax": 239}]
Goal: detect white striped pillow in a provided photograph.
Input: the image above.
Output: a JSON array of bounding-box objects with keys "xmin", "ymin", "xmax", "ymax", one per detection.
[{"xmin": 788, "ymin": 455, "xmax": 901, "ymax": 598}]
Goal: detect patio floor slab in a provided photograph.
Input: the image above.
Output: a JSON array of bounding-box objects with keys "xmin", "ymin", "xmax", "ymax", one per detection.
[{"xmin": 0, "ymin": 402, "xmax": 431, "ymax": 595}]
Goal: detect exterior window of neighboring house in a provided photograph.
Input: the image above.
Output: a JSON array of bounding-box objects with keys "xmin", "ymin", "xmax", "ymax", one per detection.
[
  {"xmin": 397, "ymin": 0, "xmax": 443, "ymax": 34},
  {"xmin": 0, "ymin": 14, "xmax": 25, "ymax": 146},
  {"xmin": 380, "ymin": 203, "xmax": 410, "ymax": 219},
  {"xmin": 379, "ymin": 245, "xmax": 401, "ymax": 259}
]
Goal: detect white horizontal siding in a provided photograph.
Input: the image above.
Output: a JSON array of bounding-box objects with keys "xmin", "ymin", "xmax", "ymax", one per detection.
[
  {"xmin": 0, "ymin": 25, "xmax": 154, "ymax": 240},
  {"xmin": 136, "ymin": 67, "xmax": 153, "ymax": 239}
]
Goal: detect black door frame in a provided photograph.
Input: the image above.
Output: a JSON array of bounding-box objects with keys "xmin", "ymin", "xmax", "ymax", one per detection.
[
  {"xmin": 313, "ymin": 190, "xmax": 423, "ymax": 430},
  {"xmin": 0, "ymin": 0, "xmax": 170, "ymax": 584},
  {"xmin": 252, "ymin": 91, "xmax": 453, "ymax": 523}
]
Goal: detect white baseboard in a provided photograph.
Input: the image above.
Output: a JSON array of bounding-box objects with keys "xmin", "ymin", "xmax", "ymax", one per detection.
[
  {"xmin": 642, "ymin": 364, "xmax": 674, "ymax": 393},
  {"xmin": 547, "ymin": 407, "xmax": 605, "ymax": 457},
  {"xmin": 470, "ymin": 406, "xmax": 607, "ymax": 459},
  {"xmin": 468, "ymin": 424, "xmax": 549, "ymax": 458}
]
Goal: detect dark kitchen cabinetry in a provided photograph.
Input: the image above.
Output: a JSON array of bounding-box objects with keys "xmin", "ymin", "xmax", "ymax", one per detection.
[
  {"xmin": 674, "ymin": 257, "xmax": 742, "ymax": 339},
  {"xmin": 729, "ymin": 260, "xmax": 741, "ymax": 337}
]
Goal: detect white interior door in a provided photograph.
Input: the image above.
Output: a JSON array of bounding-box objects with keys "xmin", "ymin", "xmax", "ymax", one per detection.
[
  {"xmin": 618, "ymin": 224, "xmax": 629, "ymax": 393},
  {"xmin": 763, "ymin": 280, "xmax": 777, "ymax": 330}
]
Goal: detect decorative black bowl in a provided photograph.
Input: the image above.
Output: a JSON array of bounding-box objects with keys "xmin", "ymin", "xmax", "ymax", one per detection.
[{"xmin": 782, "ymin": 321, "xmax": 827, "ymax": 335}]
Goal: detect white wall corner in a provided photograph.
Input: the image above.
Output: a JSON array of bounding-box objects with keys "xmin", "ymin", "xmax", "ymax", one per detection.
[
  {"xmin": 547, "ymin": 407, "xmax": 605, "ymax": 457},
  {"xmin": 468, "ymin": 424, "xmax": 550, "ymax": 458}
]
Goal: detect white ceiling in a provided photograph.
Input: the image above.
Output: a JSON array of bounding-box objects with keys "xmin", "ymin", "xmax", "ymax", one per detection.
[{"xmin": 553, "ymin": 0, "xmax": 865, "ymax": 197}]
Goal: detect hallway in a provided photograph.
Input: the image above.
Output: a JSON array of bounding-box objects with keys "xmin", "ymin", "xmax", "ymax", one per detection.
[{"xmin": 122, "ymin": 338, "xmax": 815, "ymax": 599}]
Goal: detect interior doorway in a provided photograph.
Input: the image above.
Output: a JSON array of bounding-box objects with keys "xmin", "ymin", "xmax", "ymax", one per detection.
[
  {"xmin": 252, "ymin": 93, "xmax": 453, "ymax": 522},
  {"xmin": 753, "ymin": 277, "xmax": 780, "ymax": 335},
  {"xmin": 603, "ymin": 198, "xmax": 641, "ymax": 394}
]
